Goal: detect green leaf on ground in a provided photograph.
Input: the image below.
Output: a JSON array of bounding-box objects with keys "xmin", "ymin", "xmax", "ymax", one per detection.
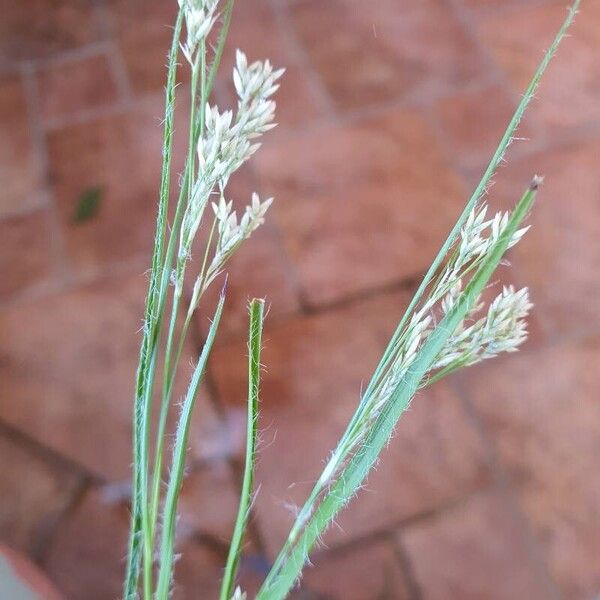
[{"xmin": 72, "ymin": 186, "xmax": 103, "ymax": 223}]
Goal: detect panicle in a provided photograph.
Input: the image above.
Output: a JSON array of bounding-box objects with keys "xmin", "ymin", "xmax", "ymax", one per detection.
[
  {"xmin": 178, "ymin": 52, "xmax": 283, "ymax": 297},
  {"xmin": 231, "ymin": 588, "xmax": 247, "ymax": 600},
  {"xmin": 326, "ymin": 200, "xmax": 534, "ymax": 483},
  {"xmin": 431, "ymin": 286, "xmax": 532, "ymax": 370},
  {"xmin": 179, "ymin": 0, "xmax": 219, "ymax": 63}
]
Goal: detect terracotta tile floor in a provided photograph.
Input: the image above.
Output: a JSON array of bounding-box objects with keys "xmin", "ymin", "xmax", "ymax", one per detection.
[{"xmin": 1, "ymin": 1, "xmax": 599, "ymax": 598}]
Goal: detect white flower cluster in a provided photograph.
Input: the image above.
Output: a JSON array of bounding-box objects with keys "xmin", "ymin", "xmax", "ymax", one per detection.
[
  {"xmin": 188, "ymin": 192, "xmax": 272, "ymax": 310},
  {"xmin": 178, "ymin": 0, "xmax": 219, "ymax": 63},
  {"xmin": 195, "ymin": 52, "xmax": 282, "ymax": 178},
  {"xmin": 177, "ymin": 51, "xmax": 282, "ymax": 309},
  {"xmin": 178, "ymin": 51, "xmax": 282, "ymax": 265},
  {"xmin": 457, "ymin": 204, "xmax": 529, "ymax": 265},
  {"xmin": 323, "ymin": 202, "xmax": 533, "ymax": 480},
  {"xmin": 233, "ymin": 50, "xmax": 283, "ymax": 135},
  {"xmin": 432, "ymin": 285, "xmax": 532, "ymax": 371},
  {"xmin": 200, "ymin": 193, "xmax": 273, "ymax": 292},
  {"xmin": 230, "ymin": 588, "xmax": 246, "ymax": 600},
  {"xmin": 376, "ymin": 203, "xmax": 531, "ymax": 396}
]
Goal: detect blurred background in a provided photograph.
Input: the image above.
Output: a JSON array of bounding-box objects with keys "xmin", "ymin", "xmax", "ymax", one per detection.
[{"xmin": 1, "ymin": 0, "xmax": 599, "ymax": 598}]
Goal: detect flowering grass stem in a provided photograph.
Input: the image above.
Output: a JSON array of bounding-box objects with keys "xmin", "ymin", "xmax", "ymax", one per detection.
[
  {"xmin": 124, "ymin": 9, "xmax": 184, "ymax": 600},
  {"xmin": 257, "ymin": 182, "xmax": 539, "ymax": 599},
  {"xmin": 124, "ymin": 0, "xmax": 281, "ymax": 597},
  {"xmin": 257, "ymin": 3, "xmax": 580, "ymax": 596}
]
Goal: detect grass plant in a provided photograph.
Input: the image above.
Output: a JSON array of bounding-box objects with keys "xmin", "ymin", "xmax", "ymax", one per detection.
[{"xmin": 123, "ymin": 1, "xmax": 581, "ymax": 598}]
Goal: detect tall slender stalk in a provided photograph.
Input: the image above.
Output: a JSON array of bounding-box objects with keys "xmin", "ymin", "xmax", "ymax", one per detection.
[
  {"xmin": 220, "ymin": 300, "xmax": 264, "ymax": 600},
  {"xmin": 364, "ymin": 0, "xmax": 580, "ymax": 402},
  {"xmin": 124, "ymin": 10, "xmax": 184, "ymax": 599},
  {"xmin": 148, "ymin": 53, "xmax": 202, "ymax": 545}
]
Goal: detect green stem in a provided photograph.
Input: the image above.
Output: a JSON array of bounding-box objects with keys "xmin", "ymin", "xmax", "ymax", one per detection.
[
  {"xmin": 124, "ymin": 9, "xmax": 184, "ymax": 600},
  {"xmin": 220, "ymin": 300, "xmax": 264, "ymax": 600},
  {"xmin": 147, "ymin": 54, "xmax": 202, "ymax": 545},
  {"xmin": 149, "ymin": 303, "xmax": 193, "ymax": 532},
  {"xmin": 155, "ymin": 294, "xmax": 226, "ymax": 600},
  {"xmin": 145, "ymin": 4, "xmax": 237, "ymax": 593}
]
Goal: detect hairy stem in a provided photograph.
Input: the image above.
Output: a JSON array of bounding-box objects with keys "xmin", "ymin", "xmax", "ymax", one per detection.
[
  {"xmin": 124, "ymin": 9, "xmax": 183, "ymax": 599},
  {"xmin": 220, "ymin": 300, "xmax": 264, "ymax": 600}
]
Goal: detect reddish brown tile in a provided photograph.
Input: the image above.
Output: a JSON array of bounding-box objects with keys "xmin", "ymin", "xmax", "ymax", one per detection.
[
  {"xmin": 484, "ymin": 140, "xmax": 600, "ymax": 337},
  {"xmin": 215, "ymin": 0, "xmax": 325, "ymax": 132},
  {"xmin": 402, "ymin": 490, "xmax": 554, "ymax": 600},
  {"xmin": 44, "ymin": 487, "xmax": 129, "ymax": 600},
  {"xmin": 460, "ymin": 338, "xmax": 600, "ymax": 599},
  {"xmin": 434, "ymin": 83, "xmax": 533, "ymax": 171},
  {"xmin": 47, "ymin": 97, "xmax": 185, "ymax": 275},
  {"xmin": 210, "ymin": 291, "xmax": 489, "ymax": 556},
  {"xmin": 289, "ymin": 0, "xmax": 413, "ymax": 111},
  {"xmin": 170, "ymin": 541, "xmax": 224, "ymax": 599},
  {"xmin": 298, "ymin": 539, "xmax": 410, "ymax": 600},
  {"xmin": 0, "ymin": 434, "xmax": 79, "ymax": 556},
  {"xmin": 0, "ymin": 0, "xmax": 103, "ymax": 63},
  {"xmin": 192, "ymin": 224, "xmax": 300, "ymax": 342},
  {"xmin": 224, "ymin": 0, "xmax": 285, "ymax": 65},
  {"xmin": 37, "ymin": 54, "xmax": 120, "ymax": 124},
  {"xmin": 108, "ymin": 0, "xmax": 184, "ymax": 96},
  {"xmin": 475, "ymin": 1, "xmax": 600, "ymax": 135},
  {"xmin": 0, "ymin": 208, "xmax": 57, "ymax": 302},
  {"xmin": 0, "ymin": 272, "xmax": 221, "ymax": 481},
  {"xmin": 0, "ymin": 75, "xmax": 42, "ymax": 216},
  {"xmin": 290, "ymin": 0, "xmax": 486, "ymax": 111},
  {"xmin": 177, "ymin": 460, "xmax": 239, "ymax": 544},
  {"xmin": 269, "ymin": 64, "xmax": 326, "ymax": 132},
  {"xmin": 362, "ymin": 0, "xmax": 488, "ymax": 98},
  {"xmin": 255, "ymin": 107, "xmax": 467, "ymax": 307}
]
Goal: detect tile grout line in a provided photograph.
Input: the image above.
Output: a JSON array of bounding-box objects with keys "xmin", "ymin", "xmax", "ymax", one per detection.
[
  {"xmin": 0, "ymin": 253, "xmax": 150, "ymax": 311},
  {"xmin": 258, "ymin": 77, "xmax": 600, "ymax": 153},
  {"xmin": 390, "ymin": 535, "xmax": 423, "ymax": 600},
  {"xmin": 304, "ymin": 481, "xmax": 493, "ymax": 562},
  {"xmin": 210, "ymin": 263, "xmax": 600, "ymax": 349},
  {"xmin": 28, "ymin": 41, "xmax": 114, "ymax": 70},
  {"xmin": 96, "ymin": 0, "xmax": 135, "ymax": 104},
  {"xmin": 267, "ymin": 0, "xmax": 337, "ymax": 119},
  {"xmin": 33, "ymin": 476, "xmax": 93, "ymax": 568},
  {"xmin": 0, "ymin": 419, "xmax": 103, "ymax": 486}
]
